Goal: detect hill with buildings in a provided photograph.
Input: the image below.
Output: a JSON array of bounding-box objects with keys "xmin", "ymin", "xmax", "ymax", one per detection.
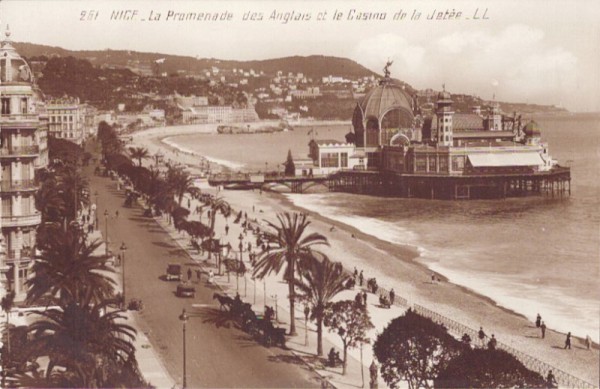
[{"xmin": 16, "ymin": 41, "xmax": 567, "ymax": 121}]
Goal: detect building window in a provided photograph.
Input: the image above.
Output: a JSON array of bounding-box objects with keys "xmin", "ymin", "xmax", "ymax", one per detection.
[
  {"xmin": 429, "ymin": 156, "xmax": 437, "ymax": 172},
  {"xmin": 340, "ymin": 153, "xmax": 348, "ymax": 168},
  {"xmin": 1, "ymin": 98, "xmax": 10, "ymax": 115},
  {"xmin": 321, "ymin": 152, "xmax": 339, "ymax": 168},
  {"xmin": 439, "ymin": 156, "xmax": 448, "ymax": 172},
  {"xmin": 415, "ymin": 156, "xmax": 427, "ymax": 172},
  {"xmin": 21, "ymin": 98, "xmax": 28, "ymax": 114},
  {"xmin": 2, "ymin": 197, "xmax": 11, "ymax": 217},
  {"xmin": 452, "ymin": 156, "xmax": 465, "ymax": 171}
]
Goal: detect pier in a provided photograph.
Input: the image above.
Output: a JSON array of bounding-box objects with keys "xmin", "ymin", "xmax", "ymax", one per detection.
[{"xmin": 209, "ymin": 166, "xmax": 571, "ymax": 200}]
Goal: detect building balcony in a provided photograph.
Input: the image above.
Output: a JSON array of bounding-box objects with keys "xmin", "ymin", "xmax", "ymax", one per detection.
[
  {"xmin": 0, "ymin": 179, "xmax": 38, "ymax": 192},
  {"xmin": 3, "ymin": 247, "xmax": 34, "ymax": 261},
  {"xmin": 0, "ymin": 145, "xmax": 40, "ymax": 158},
  {"xmin": 0, "ymin": 113, "xmax": 40, "ymax": 128},
  {"xmin": 1, "ymin": 212, "xmax": 42, "ymax": 228}
]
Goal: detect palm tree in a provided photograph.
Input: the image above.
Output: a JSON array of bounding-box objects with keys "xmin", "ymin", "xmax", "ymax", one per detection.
[
  {"xmin": 26, "ymin": 227, "xmax": 116, "ymax": 308},
  {"xmin": 296, "ymin": 254, "xmax": 350, "ymax": 355},
  {"xmin": 27, "ymin": 300, "xmax": 137, "ymax": 387},
  {"xmin": 35, "ymin": 177, "xmax": 66, "ymax": 224},
  {"xmin": 205, "ymin": 196, "xmax": 231, "ymax": 259},
  {"xmin": 1, "ymin": 291, "xmax": 16, "ymax": 355},
  {"xmin": 253, "ymin": 212, "xmax": 329, "ymax": 335},
  {"xmin": 59, "ymin": 166, "xmax": 89, "ymax": 222},
  {"xmin": 166, "ymin": 166, "xmax": 195, "ymax": 206},
  {"xmin": 129, "ymin": 147, "xmax": 150, "ymax": 188}
]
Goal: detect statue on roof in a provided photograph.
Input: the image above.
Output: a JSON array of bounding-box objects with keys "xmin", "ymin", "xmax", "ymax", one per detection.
[{"xmin": 383, "ymin": 59, "xmax": 393, "ymax": 78}]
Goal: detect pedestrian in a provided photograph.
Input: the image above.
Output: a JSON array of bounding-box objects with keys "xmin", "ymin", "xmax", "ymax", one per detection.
[
  {"xmin": 187, "ymin": 268, "xmax": 192, "ymax": 281},
  {"xmin": 488, "ymin": 334, "xmax": 497, "ymax": 350},
  {"xmin": 389, "ymin": 288, "xmax": 395, "ymax": 305},
  {"xmin": 478, "ymin": 326, "xmax": 486, "ymax": 347},
  {"xmin": 353, "ymin": 267, "xmax": 358, "ymax": 280},
  {"xmin": 540, "ymin": 321, "xmax": 546, "ymax": 339},
  {"xmin": 359, "ymin": 270, "xmax": 364, "ymax": 286},
  {"xmin": 252, "ymin": 205, "xmax": 255, "ymax": 213},
  {"xmin": 362, "ymin": 290, "xmax": 367, "ymax": 306},
  {"xmin": 536, "ymin": 313, "xmax": 542, "ymax": 328},
  {"xmin": 187, "ymin": 198, "xmax": 191, "ymax": 209},
  {"xmin": 546, "ymin": 370, "xmax": 557, "ymax": 388},
  {"xmin": 208, "ymin": 270, "xmax": 215, "ymax": 284},
  {"xmin": 564, "ymin": 332, "xmax": 571, "ymax": 349},
  {"xmin": 225, "ymin": 224, "xmax": 229, "ymax": 235},
  {"xmin": 431, "ymin": 273, "xmax": 436, "ymax": 284},
  {"xmin": 247, "ymin": 242, "xmax": 251, "ymax": 252},
  {"xmin": 586, "ymin": 335, "xmax": 592, "ymax": 350},
  {"xmin": 244, "ymin": 212, "xmax": 248, "ymax": 220},
  {"xmin": 196, "ymin": 269, "xmax": 201, "ymax": 282},
  {"xmin": 115, "ymin": 210, "xmax": 119, "ymax": 219}
]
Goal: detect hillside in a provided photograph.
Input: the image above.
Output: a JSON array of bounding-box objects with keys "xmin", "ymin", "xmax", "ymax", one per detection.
[{"xmin": 15, "ymin": 42, "xmax": 377, "ymax": 80}]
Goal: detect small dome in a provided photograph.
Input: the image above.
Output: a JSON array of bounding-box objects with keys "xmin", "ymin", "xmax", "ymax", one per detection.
[
  {"xmin": 438, "ymin": 90, "xmax": 452, "ymax": 101},
  {"xmin": 524, "ymin": 120, "xmax": 542, "ymax": 137},
  {"xmin": 356, "ymin": 79, "xmax": 414, "ymax": 122},
  {"xmin": 0, "ymin": 26, "xmax": 34, "ymax": 83}
]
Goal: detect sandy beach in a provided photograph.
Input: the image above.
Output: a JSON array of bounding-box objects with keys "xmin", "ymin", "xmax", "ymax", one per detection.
[{"xmin": 131, "ymin": 124, "xmax": 599, "ymax": 386}]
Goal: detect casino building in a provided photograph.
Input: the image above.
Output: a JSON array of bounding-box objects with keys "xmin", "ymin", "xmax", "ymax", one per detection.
[
  {"xmin": 308, "ymin": 69, "xmax": 570, "ymax": 199},
  {"xmin": 0, "ymin": 27, "xmax": 48, "ymax": 300}
]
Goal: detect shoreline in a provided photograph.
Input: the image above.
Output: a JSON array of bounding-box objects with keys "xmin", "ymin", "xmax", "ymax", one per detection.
[{"xmin": 131, "ymin": 124, "xmax": 599, "ymax": 385}]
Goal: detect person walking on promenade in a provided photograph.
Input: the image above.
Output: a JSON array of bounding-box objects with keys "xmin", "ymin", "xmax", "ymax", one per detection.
[
  {"xmin": 353, "ymin": 267, "xmax": 358, "ymax": 280},
  {"xmin": 225, "ymin": 224, "xmax": 229, "ymax": 235},
  {"xmin": 359, "ymin": 270, "xmax": 364, "ymax": 287},
  {"xmin": 564, "ymin": 332, "xmax": 572, "ymax": 349},
  {"xmin": 540, "ymin": 321, "xmax": 546, "ymax": 339},
  {"xmin": 536, "ymin": 313, "xmax": 542, "ymax": 328},
  {"xmin": 586, "ymin": 335, "xmax": 592, "ymax": 350},
  {"xmin": 389, "ymin": 289, "xmax": 395, "ymax": 305},
  {"xmin": 196, "ymin": 269, "xmax": 201, "ymax": 283},
  {"xmin": 362, "ymin": 291, "xmax": 368, "ymax": 306},
  {"xmin": 187, "ymin": 268, "xmax": 192, "ymax": 281},
  {"xmin": 208, "ymin": 270, "xmax": 215, "ymax": 284},
  {"xmin": 478, "ymin": 327, "xmax": 486, "ymax": 347}
]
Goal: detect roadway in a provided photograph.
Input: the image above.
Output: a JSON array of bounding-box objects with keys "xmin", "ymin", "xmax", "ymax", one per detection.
[{"xmin": 87, "ymin": 164, "xmax": 320, "ymax": 388}]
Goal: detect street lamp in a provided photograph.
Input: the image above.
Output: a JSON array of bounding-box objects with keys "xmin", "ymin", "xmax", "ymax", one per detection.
[
  {"xmin": 104, "ymin": 209, "xmax": 109, "ymax": 255},
  {"xmin": 94, "ymin": 191, "xmax": 99, "ymax": 230},
  {"xmin": 179, "ymin": 309, "xmax": 189, "ymax": 389},
  {"xmin": 120, "ymin": 242, "xmax": 127, "ymax": 306}
]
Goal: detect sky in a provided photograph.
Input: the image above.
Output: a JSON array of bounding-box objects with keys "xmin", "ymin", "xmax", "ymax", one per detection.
[{"xmin": 2, "ymin": 0, "xmax": 600, "ymax": 112}]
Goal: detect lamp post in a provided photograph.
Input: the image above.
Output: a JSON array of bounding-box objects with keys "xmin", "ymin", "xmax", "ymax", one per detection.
[
  {"xmin": 237, "ymin": 234, "xmax": 243, "ymax": 293},
  {"xmin": 104, "ymin": 209, "xmax": 109, "ymax": 255},
  {"xmin": 120, "ymin": 242, "xmax": 127, "ymax": 305},
  {"xmin": 94, "ymin": 191, "xmax": 99, "ymax": 230},
  {"xmin": 179, "ymin": 309, "xmax": 189, "ymax": 389},
  {"xmin": 272, "ymin": 294, "xmax": 278, "ymax": 322},
  {"xmin": 252, "ymin": 276, "xmax": 256, "ymax": 305}
]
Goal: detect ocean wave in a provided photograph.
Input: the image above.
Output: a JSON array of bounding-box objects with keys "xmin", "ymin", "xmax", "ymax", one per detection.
[{"xmin": 161, "ymin": 137, "xmax": 245, "ymax": 170}]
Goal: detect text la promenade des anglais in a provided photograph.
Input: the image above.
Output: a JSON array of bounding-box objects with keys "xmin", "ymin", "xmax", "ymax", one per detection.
[{"xmin": 80, "ymin": 7, "xmax": 490, "ymax": 24}]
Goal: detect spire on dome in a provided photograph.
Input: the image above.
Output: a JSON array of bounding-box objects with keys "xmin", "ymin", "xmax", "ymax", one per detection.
[{"xmin": 5, "ymin": 24, "xmax": 11, "ymax": 41}]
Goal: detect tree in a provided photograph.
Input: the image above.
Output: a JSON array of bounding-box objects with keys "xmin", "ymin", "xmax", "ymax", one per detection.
[
  {"xmin": 206, "ymin": 196, "xmax": 231, "ymax": 254},
  {"xmin": 26, "ymin": 300, "xmax": 139, "ymax": 387},
  {"xmin": 35, "ymin": 176, "xmax": 66, "ymax": 224},
  {"xmin": 434, "ymin": 348, "xmax": 547, "ymax": 388},
  {"xmin": 26, "ymin": 227, "xmax": 115, "ymax": 308},
  {"xmin": 128, "ymin": 147, "xmax": 149, "ymax": 187},
  {"xmin": 253, "ymin": 212, "xmax": 328, "ymax": 335},
  {"xmin": 373, "ymin": 309, "xmax": 461, "ymax": 389},
  {"xmin": 295, "ymin": 254, "xmax": 350, "ymax": 356},
  {"xmin": 323, "ymin": 299, "xmax": 373, "ymax": 375},
  {"xmin": 166, "ymin": 165, "xmax": 195, "ymax": 206},
  {"xmin": 59, "ymin": 166, "xmax": 89, "ymax": 222},
  {"xmin": 284, "ymin": 149, "xmax": 295, "ymax": 176},
  {"xmin": 1, "ymin": 291, "xmax": 16, "ymax": 355}
]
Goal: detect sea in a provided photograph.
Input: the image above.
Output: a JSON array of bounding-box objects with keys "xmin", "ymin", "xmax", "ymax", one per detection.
[{"xmin": 168, "ymin": 115, "xmax": 600, "ymax": 341}]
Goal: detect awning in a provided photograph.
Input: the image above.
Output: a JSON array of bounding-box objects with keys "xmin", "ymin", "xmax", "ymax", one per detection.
[{"xmin": 467, "ymin": 152, "xmax": 544, "ymax": 167}]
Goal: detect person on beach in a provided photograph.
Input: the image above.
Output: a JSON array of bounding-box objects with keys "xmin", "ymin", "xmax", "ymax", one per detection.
[
  {"xmin": 478, "ymin": 327, "xmax": 486, "ymax": 347},
  {"xmin": 488, "ymin": 334, "xmax": 497, "ymax": 350},
  {"xmin": 541, "ymin": 321, "xmax": 546, "ymax": 339},
  {"xmin": 389, "ymin": 289, "xmax": 395, "ymax": 305},
  {"xmin": 431, "ymin": 273, "xmax": 436, "ymax": 284},
  {"xmin": 546, "ymin": 370, "xmax": 557, "ymax": 388},
  {"xmin": 359, "ymin": 270, "xmax": 364, "ymax": 286},
  {"xmin": 586, "ymin": 335, "xmax": 592, "ymax": 350},
  {"xmin": 536, "ymin": 313, "xmax": 542, "ymax": 328},
  {"xmin": 187, "ymin": 198, "xmax": 191, "ymax": 209},
  {"xmin": 564, "ymin": 332, "xmax": 571, "ymax": 349},
  {"xmin": 353, "ymin": 267, "xmax": 358, "ymax": 280},
  {"xmin": 362, "ymin": 291, "xmax": 368, "ymax": 306}
]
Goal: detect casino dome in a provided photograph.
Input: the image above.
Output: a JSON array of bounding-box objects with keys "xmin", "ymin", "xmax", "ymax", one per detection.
[
  {"xmin": 0, "ymin": 27, "xmax": 34, "ymax": 84},
  {"xmin": 523, "ymin": 120, "xmax": 542, "ymax": 137},
  {"xmin": 352, "ymin": 77, "xmax": 415, "ymax": 148}
]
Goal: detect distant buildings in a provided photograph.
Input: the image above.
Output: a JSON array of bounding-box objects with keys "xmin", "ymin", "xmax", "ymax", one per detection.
[
  {"xmin": 46, "ymin": 97, "xmax": 86, "ymax": 144},
  {"xmin": 176, "ymin": 94, "xmax": 258, "ymax": 124},
  {"xmin": 0, "ymin": 27, "xmax": 48, "ymax": 300}
]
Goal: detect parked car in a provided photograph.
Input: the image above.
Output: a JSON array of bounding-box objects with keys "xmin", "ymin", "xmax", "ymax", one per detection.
[
  {"xmin": 166, "ymin": 263, "xmax": 182, "ymax": 281},
  {"xmin": 176, "ymin": 283, "xmax": 196, "ymax": 298}
]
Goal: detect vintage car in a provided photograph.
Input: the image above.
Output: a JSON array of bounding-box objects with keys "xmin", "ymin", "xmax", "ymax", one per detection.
[{"xmin": 176, "ymin": 283, "xmax": 196, "ymax": 298}]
